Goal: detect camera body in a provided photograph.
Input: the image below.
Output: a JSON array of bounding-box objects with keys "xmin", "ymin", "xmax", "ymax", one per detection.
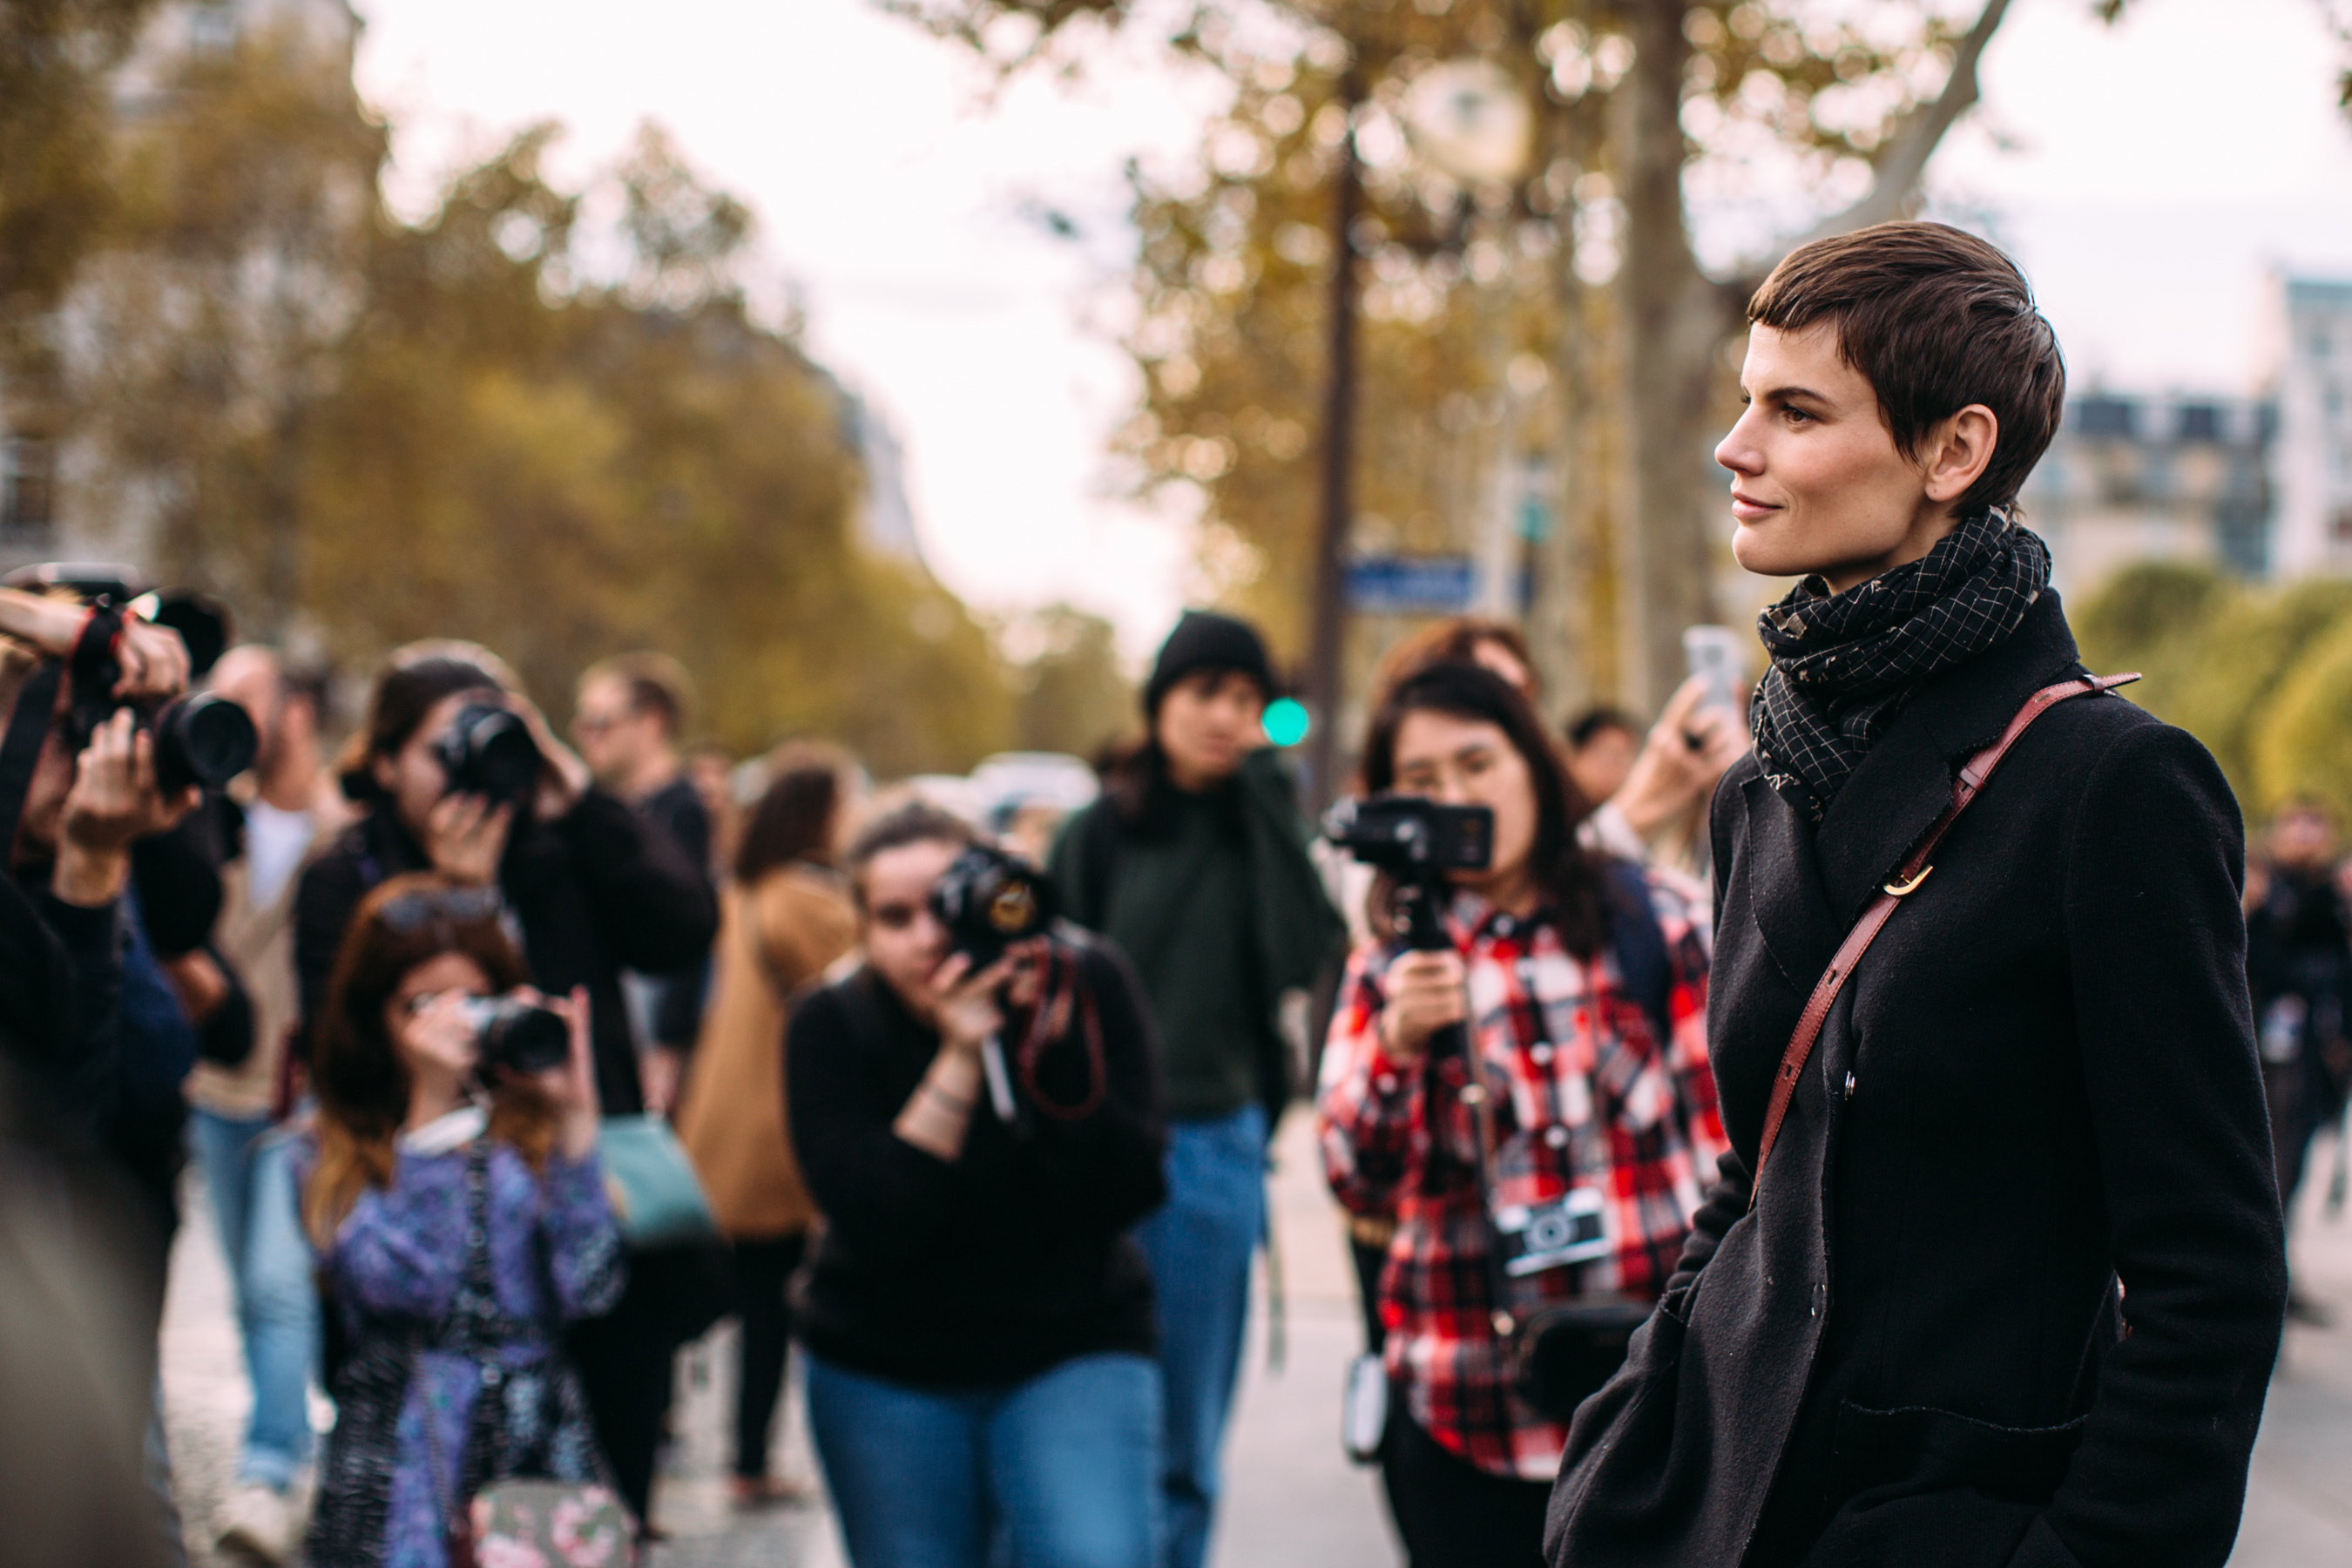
[
  {"xmin": 929, "ymin": 843, "xmax": 1057, "ymax": 969},
  {"xmin": 4, "ymin": 564, "xmax": 259, "ymax": 794},
  {"xmin": 1323, "ymin": 794, "xmax": 1495, "ymax": 875},
  {"xmin": 433, "ymin": 702, "xmax": 541, "ymax": 808},
  {"xmin": 1493, "ymin": 1187, "xmax": 1609, "ymax": 1278},
  {"xmin": 459, "ymin": 995, "xmax": 571, "ymax": 1078}
]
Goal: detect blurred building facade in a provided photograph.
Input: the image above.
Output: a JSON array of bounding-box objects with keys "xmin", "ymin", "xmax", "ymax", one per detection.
[
  {"xmin": 2018, "ymin": 391, "xmax": 2275, "ymax": 598},
  {"xmin": 2271, "ymin": 277, "xmax": 2352, "ymax": 579}
]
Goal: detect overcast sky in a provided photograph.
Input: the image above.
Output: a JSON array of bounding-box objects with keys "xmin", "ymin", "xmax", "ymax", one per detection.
[{"xmin": 351, "ymin": 0, "xmax": 2352, "ymax": 656}]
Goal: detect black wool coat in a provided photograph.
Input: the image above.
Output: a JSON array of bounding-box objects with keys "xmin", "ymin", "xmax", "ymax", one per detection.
[{"xmin": 1544, "ymin": 592, "xmax": 2288, "ymax": 1568}]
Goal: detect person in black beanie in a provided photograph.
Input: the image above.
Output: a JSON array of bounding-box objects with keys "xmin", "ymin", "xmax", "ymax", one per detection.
[{"xmin": 1051, "ymin": 609, "xmax": 1344, "ymax": 1568}]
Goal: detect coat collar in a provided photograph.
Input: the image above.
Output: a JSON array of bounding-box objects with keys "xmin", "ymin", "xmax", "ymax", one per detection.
[{"xmin": 1742, "ymin": 591, "xmax": 2086, "ymax": 982}]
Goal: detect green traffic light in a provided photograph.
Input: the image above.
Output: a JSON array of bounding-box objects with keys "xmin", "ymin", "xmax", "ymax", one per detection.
[{"xmin": 1263, "ymin": 698, "xmax": 1311, "ymax": 747}]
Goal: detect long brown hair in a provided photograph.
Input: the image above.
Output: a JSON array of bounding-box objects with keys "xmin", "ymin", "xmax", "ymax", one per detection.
[
  {"xmin": 734, "ymin": 740, "xmax": 855, "ymax": 883},
  {"xmin": 1361, "ymin": 659, "xmax": 1607, "ymax": 957},
  {"xmin": 303, "ymin": 872, "xmax": 552, "ymax": 1245}
]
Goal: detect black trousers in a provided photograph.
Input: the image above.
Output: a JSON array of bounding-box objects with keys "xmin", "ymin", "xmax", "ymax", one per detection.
[
  {"xmin": 732, "ymin": 1233, "xmax": 807, "ymax": 1478},
  {"xmin": 1384, "ymin": 1410, "xmax": 1551, "ymax": 1568}
]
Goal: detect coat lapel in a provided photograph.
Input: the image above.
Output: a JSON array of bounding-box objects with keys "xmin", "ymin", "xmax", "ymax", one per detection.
[
  {"xmin": 1741, "ymin": 769, "xmax": 1842, "ymax": 997},
  {"xmin": 1812, "ymin": 591, "xmax": 2087, "ymax": 923}
]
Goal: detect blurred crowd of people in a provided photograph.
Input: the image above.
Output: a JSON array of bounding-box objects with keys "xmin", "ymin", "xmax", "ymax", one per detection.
[{"xmin": 11, "ymin": 558, "xmax": 2323, "ymax": 1568}]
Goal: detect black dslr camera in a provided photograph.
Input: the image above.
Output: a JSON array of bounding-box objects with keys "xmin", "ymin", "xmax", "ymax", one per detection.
[
  {"xmin": 929, "ymin": 843, "xmax": 1057, "ymax": 969},
  {"xmin": 460, "ymin": 994, "xmax": 571, "ymax": 1077},
  {"xmin": 1322, "ymin": 794, "xmax": 1494, "ymax": 875},
  {"xmin": 5, "ymin": 564, "xmax": 258, "ymax": 794},
  {"xmin": 433, "ymin": 702, "xmax": 542, "ymax": 808}
]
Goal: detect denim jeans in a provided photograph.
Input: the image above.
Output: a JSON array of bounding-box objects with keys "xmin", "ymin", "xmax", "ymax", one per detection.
[
  {"xmin": 189, "ymin": 1108, "xmax": 318, "ymax": 1490},
  {"xmin": 806, "ymin": 1351, "xmax": 1161, "ymax": 1568},
  {"xmin": 1132, "ymin": 1104, "xmax": 1267, "ymax": 1568}
]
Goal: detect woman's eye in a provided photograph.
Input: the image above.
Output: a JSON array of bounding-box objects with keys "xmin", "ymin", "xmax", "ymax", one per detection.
[{"xmin": 1783, "ymin": 407, "xmax": 1815, "ymax": 425}]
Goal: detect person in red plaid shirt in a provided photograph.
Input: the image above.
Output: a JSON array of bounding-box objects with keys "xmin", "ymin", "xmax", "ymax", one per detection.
[{"xmin": 1318, "ymin": 661, "xmax": 1729, "ymax": 1568}]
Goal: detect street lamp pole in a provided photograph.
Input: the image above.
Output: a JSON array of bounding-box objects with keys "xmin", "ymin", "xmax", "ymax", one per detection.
[{"xmin": 1305, "ymin": 63, "xmax": 1362, "ymax": 811}]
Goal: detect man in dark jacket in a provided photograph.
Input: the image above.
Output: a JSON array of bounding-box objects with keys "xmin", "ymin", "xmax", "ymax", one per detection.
[
  {"xmin": 1051, "ymin": 610, "xmax": 1346, "ymax": 1568},
  {"xmin": 1548, "ymin": 224, "xmax": 2284, "ymax": 1568},
  {"xmin": 2246, "ymin": 799, "xmax": 2352, "ymax": 1322},
  {"xmin": 571, "ymin": 652, "xmax": 713, "ymax": 1117}
]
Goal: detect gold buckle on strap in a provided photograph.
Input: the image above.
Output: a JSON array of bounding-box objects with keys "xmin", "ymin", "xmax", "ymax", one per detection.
[{"xmin": 1883, "ymin": 865, "xmax": 1934, "ymax": 897}]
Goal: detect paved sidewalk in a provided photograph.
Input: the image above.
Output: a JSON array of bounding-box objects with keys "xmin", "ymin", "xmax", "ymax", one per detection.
[{"xmin": 159, "ymin": 1118, "xmax": 2352, "ymax": 1565}]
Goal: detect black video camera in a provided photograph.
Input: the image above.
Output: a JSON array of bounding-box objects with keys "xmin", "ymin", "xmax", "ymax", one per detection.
[
  {"xmin": 929, "ymin": 842, "xmax": 1057, "ymax": 969},
  {"xmin": 5, "ymin": 564, "xmax": 257, "ymax": 794},
  {"xmin": 1322, "ymin": 794, "xmax": 1495, "ymax": 875},
  {"xmin": 459, "ymin": 994, "xmax": 571, "ymax": 1078},
  {"xmin": 432, "ymin": 701, "xmax": 542, "ymax": 808}
]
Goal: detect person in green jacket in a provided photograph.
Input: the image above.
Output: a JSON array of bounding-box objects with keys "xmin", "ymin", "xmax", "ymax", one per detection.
[{"xmin": 1051, "ymin": 609, "xmax": 1345, "ymax": 1568}]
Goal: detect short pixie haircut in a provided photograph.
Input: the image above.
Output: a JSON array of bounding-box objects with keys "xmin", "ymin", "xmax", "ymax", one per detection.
[{"xmin": 1747, "ymin": 221, "xmax": 2065, "ymax": 516}]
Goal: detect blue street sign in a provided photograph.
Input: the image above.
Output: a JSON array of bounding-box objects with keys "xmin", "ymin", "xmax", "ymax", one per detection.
[{"xmin": 1346, "ymin": 555, "xmax": 1476, "ymax": 614}]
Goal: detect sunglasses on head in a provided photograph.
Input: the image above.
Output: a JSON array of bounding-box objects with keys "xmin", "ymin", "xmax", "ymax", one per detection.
[{"xmin": 377, "ymin": 884, "xmax": 504, "ymax": 935}]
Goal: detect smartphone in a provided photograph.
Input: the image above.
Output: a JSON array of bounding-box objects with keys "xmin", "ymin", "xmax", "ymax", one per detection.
[{"xmin": 1682, "ymin": 625, "xmax": 1744, "ymax": 720}]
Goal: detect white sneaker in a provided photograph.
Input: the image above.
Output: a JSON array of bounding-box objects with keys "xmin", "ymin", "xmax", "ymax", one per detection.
[{"xmin": 215, "ymin": 1483, "xmax": 292, "ymax": 1566}]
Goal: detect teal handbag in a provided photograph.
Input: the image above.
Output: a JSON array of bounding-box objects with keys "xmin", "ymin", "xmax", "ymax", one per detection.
[{"xmin": 597, "ymin": 1113, "xmax": 719, "ymax": 1249}]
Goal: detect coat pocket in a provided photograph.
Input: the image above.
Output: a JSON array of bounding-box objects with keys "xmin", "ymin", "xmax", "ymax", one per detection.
[{"xmin": 1800, "ymin": 1401, "xmax": 2088, "ymax": 1568}]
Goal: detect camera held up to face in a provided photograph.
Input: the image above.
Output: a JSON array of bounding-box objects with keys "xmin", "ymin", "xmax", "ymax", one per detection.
[{"xmin": 928, "ymin": 842, "xmax": 1058, "ymax": 970}]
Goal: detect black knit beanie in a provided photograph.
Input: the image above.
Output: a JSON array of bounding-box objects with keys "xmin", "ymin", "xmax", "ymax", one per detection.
[{"xmin": 1144, "ymin": 610, "xmax": 1274, "ymax": 716}]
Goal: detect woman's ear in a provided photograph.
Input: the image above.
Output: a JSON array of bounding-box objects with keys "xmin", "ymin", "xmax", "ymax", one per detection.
[
  {"xmin": 370, "ymin": 750, "xmax": 398, "ymax": 794},
  {"xmin": 1923, "ymin": 403, "xmax": 1999, "ymax": 506}
]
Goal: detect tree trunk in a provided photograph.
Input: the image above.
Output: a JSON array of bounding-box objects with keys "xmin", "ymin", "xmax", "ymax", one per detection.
[{"xmin": 1612, "ymin": 0, "xmax": 1736, "ymax": 714}]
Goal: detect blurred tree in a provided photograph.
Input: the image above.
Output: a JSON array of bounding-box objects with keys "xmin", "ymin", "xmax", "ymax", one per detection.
[
  {"xmin": 64, "ymin": 20, "xmax": 384, "ymax": 625},
  {"xmin": 2078, "ymin": 565, "xmax": 2352, "ymax": 814},
  {"xmin": 1004, "ymin": 602, "xmax": 1134, "ymax": 757},
  {"xmin": 0, "ymin": 0, "xmax": 155, "ymax": 321},
  {"xmin": 51, "ymin": 24, "xmax": 1016, "ymax": 776},
  {"xmin": 895, "ymin": 0, "xmax": 2015, "ymax": 713},
  {"xmin": 2254, "ymin": 616, "xmax": 2352, "ymax": 824}
]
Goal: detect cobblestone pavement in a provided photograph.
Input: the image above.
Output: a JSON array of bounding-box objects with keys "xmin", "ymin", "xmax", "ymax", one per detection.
[{"xmin": 161, "ymin": 1118, "xmax": 2352, "ymax": 1566}]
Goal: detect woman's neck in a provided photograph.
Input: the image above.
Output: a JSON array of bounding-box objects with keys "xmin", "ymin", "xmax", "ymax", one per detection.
[
  {"xmin": 1465, "ymin": 863, "xmax": 1541, "ymax": 918},
  {"xmin": 404, "ymin": 1071, "xmax": 471, "ymax": 1135}
]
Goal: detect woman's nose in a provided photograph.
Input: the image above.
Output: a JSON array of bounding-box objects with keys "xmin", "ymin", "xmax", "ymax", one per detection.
[{"xmin": 1716, "ymin": 414, "xmax": 1762, "ymax": 476}]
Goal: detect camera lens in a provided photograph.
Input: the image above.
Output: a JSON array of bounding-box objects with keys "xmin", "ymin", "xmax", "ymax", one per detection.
[
  {"xmin": 152, "ymin": 693, "xmax": 258, "ymax": 794},
  {"xmin": 462, "ymin": 996, "xmax": 571, "ymax": 1077},
  {"xmin": 441, "ymin": 704, "xmax": 541, "ymax": 806}
]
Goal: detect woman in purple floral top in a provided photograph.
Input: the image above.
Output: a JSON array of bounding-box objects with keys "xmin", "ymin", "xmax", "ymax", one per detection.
[{"xmin": 297, "ymin": 873, "xmax": 625, "ymax": 1566}]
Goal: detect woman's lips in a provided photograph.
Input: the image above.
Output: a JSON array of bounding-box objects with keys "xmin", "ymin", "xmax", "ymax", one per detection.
[{"xmin": 1730, "ymin": 490, "xmax": 1779, "ymax": 524}]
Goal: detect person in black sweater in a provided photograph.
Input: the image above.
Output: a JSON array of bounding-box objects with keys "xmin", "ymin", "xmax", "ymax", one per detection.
[{"xmin": 788, "ymin": 801, "xmax": 1166, "ymax": 1568}]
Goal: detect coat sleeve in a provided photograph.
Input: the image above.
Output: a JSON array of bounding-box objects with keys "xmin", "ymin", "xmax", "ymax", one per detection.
[
  {"xmin": 553, "ymin": 787, "xmax": 720, "ymax": 975},
  {"xmin": 2013, "ymin": 721, "xmax": 2288, "ymax": 1568},
  {"xmin": 785, "ymin": 984, "xmax": 963, "ymax": 1268}
]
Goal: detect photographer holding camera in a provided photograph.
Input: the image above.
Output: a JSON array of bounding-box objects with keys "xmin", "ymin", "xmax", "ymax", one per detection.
[
  {"xmin": 787, "ymin": 801, "xmax": 1166, "ymax": 1568},
  {"xmin": 295, "ymin": 873, "xmax": 623, "ymax": 1565},
  {"xmin": 1316, "ymin": 661, "xmax": 1727, "ymax": 1568},
  {"xmin": 292, "ymin": 641, "xmax": 719, "ymax": 1531}
]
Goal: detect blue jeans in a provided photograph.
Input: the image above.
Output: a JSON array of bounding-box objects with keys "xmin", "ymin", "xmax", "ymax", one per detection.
[
  {"xmin": 1132, "ymin": 1104, "xmax": 1267, "ymax": 1568},
  {"xmin": 806, "ymin": 1351, "xmax": 1161, "ymax": 1568},
  {"xmin": 189, "ymin": 1108, "xmax": 318, "ymax": 1490}
]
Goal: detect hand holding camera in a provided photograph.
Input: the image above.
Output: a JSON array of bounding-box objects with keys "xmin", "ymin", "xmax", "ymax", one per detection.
[
  {"xmin": 1379, "ymin": 948, "xmax": 1470, "ymax": 1061},
  {"xmin": 54, "ymin": 707, "xmax": 203, "ymax": 905},
  {"xmin": 402, "ymin": 983, "xmax": 598, "ymax": 1159}
]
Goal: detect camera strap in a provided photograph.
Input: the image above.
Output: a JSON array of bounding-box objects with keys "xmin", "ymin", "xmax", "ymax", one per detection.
[
  {"xmin": 0, "ymin": 661, "xmax": 64, "ymax": 861},
  {"xmin": 1749, "ymin": 672, "xmax": 2139, "ymax": 1208}
]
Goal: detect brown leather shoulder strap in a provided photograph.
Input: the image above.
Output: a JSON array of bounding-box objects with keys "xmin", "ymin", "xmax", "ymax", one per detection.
[{"xmin": 1748, "ymin": 672, "xmax": 2140, "ymax": 1207}]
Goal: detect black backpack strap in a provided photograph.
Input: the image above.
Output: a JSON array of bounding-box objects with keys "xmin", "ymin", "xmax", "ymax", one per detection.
[{"xmin": 1601, "ymin": 860, "xmax": 1675, "ymax": 1050}]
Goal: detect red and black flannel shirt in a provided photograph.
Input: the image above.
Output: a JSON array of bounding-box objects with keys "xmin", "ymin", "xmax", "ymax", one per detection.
[{"xmin": 1317, "ymin": 871, "xmax": 1727, "ymax": 1481}]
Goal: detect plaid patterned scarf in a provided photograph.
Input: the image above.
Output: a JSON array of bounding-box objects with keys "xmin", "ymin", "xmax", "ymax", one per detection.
[{"xmin": 1750, "ymin": 509, "xmax": 2051, "ymax": 821}]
